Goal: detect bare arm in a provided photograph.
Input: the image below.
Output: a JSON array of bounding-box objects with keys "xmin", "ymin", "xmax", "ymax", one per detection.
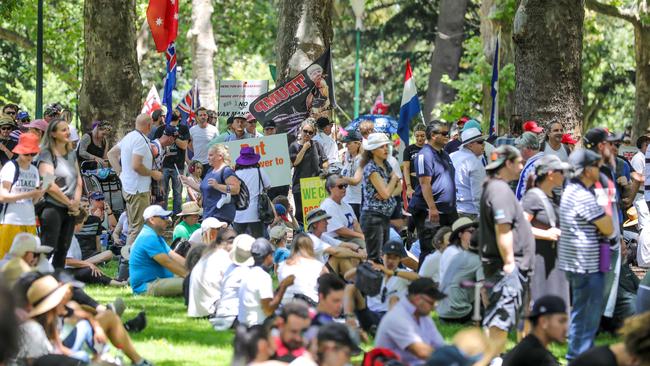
[
  {"xmin": 292, "ymin": 143, "xmax": 310, "ymax": 167},
  {"xmin": 77, "ymin": 134, "xmax": 97, "ymax": 160},
  {"xmin": 334, "ymin": 227, "xmax": 364, "ymax": 240},
  {"xmin": 344, "ymin": 165, "xmax": 363, "ymax": 186},
  {"xmin": 406, "ymin": 342, "xmax": 434, "ymax": 360},
  {"xmin": 261, "ymin": 276, "xmax": 294, "ymax": 316},
  {"xmin": 495, "ymin": 223, "xmax": 515, "ymax": 272},
  {"xmin": 369, "ymin": 171, "xmax": 399, "ymax": 200},
  {"xmin": 153, "ymin": 252, "xmax": 188, "ymax": 277},
  {"xmin": 593, "ymin": 215, "xmax": 614, "ymax": 237},
  {"xmin": 175, "ymin": 138, "xmax": 189, "ymax": 150},
  {"xmin": 107, "ymin": 145, "xmax": 121, "ymax": 174},
  {"xmin": 0, "ymin": 181, "xmax": 43, "ymax": 203},
  {"xmin": 132, "ymin": 154, "xmax": 152, "ymax": 177},
  {"xmin": 418, "ymin": 176, "xmax": 437, "ymax": 212}
]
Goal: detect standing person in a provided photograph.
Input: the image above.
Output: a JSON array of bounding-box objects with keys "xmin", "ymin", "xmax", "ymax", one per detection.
[
  {"xmin": 540, "ymin": 121, "xmax": 570, "ymax": 162},
  {"xmin": 479, "ymin": 145, "xmax": 535, "ymax": 352},
  {"xmin": 263, "ymin": 121, "xmax": 277, "ymax": 136},
  {"xmin": 340, "ymin": 131, "xmax": 363, "ymax": 218},
  {"xmin": 631, "ymin": 135, "xmax": 650, "ymax": 231},
  {"xmin": 0, "ymin": 116, "xmax": 18, "ymax": 166},
  {"xmin": 222, "ymin": 115, "xmax": 247, "ymax": 142},
  {"xmin": 38, "ymin": 119, "xmax": 83, "ymax": 269},
  {"xmin": 0, "ymin": 133, "xmax": 44, "ymax": 259},
  {"xmin": 244, "ymin": 113, "xmax": 263, "ymax": 138},
  {"xmin": 107, "ymin": 113, "xmax": 162, "ymax": 249},
  {"xmin": 233, "ymin": 146, "xmax": 272, "ymax": 238},
  {"xmin": 189, "ymin": 107, "xmax": 219, "ymax": 176},
  {"xmin": 289, "ymin": 119, "xmax": 327, "ymax": 226},
  {"xmin": 558, "ymin": 149, "xmax": 614, "ymax": 362},
  {"xmin": 312, "ymin": 117, "xmax": 339, "ymax": 165},
  {"xmin": 502, "ymin": 296, "xmax": 568, "ymax": 366},
  {"xmin": 450, "ymin": 127, "xmax": 486, "ymax": 219},
  {"xmin": 180, "ymin": 144, "xmax": 241, "ymax": 225},
  {"xmin": 403, "ymin": 124, "xmax": 427, "ymax": 199},
  {"xmin": 360, "ymin": 133, "xmax": 399, "ymax": 261},
  {"xmin": 514, "ymin": 132, "xmax": 544, "ymax": 200},
  {"xmin": 149, "ymin": 108, "xmax": 165, "ymax": 140},
  {"xmin": 77, "ymin": 120, "xmax": 111, "ymax": 169},
  {"xmin": 409, "ymin": 121, "xmax": 458, "ymax": 266},
  {"xmin": 521, "ymin": 155, "xmax": 571, "ymax": 306},
  {"xmin": 153, "ymin": 110, "xmax": 190, "ymax": 215}
]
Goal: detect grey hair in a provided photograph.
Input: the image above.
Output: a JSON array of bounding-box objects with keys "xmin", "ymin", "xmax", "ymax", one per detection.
[
  {"xmin": 325, "ymin": 174, "xmax": 343, "ymax": 194},
  {"xmin": 297, "ymin": 118, "xmax": 316, "ymax": 139}
]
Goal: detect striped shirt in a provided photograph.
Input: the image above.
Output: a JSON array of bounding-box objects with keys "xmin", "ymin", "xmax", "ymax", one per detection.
[
  {"xmin": 645, "ymin": 143, "xmax": 650, "ymax": 202},
  {"xmin": 558, "ymin": 180, "xmax": 606, "ymax": 273}
]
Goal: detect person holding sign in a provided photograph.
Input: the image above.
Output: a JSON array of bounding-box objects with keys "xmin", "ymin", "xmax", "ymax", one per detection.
[{"xmin": 289, "ymin": 119, "xmax": 328, "ymax": 226}]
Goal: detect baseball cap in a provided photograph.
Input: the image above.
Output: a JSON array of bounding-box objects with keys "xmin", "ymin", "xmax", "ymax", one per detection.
[
  {"xmin": 561, "ymin": 133, "xmax": 578, "ymax": 145},
  {"xmin": 269, "ymin": 225, "xmax": 291, "ymax": 241},
  {"xmin": 515, "ymin": 132, "xmax": 540, "ymax": 150},
  {"xmin": 523, "ymin": 120, "xmax": 543, "ymax": 133},
  {"xmin": 263, "ymin": 120, "xmax": 277, "ymax": 129},
  {"xmin": 274, "ymin": 203, "xmax": 287, "ymax": 216},
  {"xmin": 163, "ymin": 125, "xmax": 179, "ymax": 136},
  {"xmin": 408, "ymin": 278, "xmax": 446, "ymax": 300},
  {"xmin": 316, "ymin": 322, "xmax": 362, "ymax": 355},
  {"xmin": 534, "ymin": 155, "xmax": 571, "ymax": 176},
  {"xmin": 201, "ymin": 217, "xmax": 227, "ymax": 232},
  {"xmin": 142, "ymin": 205, "xmax": 172, "ymax": 220},
  {"xmin": 485, "ymin": 145, "xmax": 521, "ymax": 171},
  {"xmin": 245, "ymin": 112, "xmax": 256, "ymax": 123},
  {"xmin": 528, "ymin": 295, "xmax": 567, "ymax": 319},
  {"xmin": 583, "ymin": 127, "xmax": 621, "ymax": 149},
  {"xmin": 88, "ymin": 191, "xmax": 105, "ymax": 201},
  {"xmin": 251, "ymin": 238, "xmax": 274, "ymax": 259},
  {"xmin": 568, "ymin": 148, "xmax": 601, "ymax": 176},
  {"xmin": 383, "ymin": 240, "xmax": 407, "ymax": 258},
  {"xmin": 342, "ymin": 131, "xmax": 362, "ymax": 143}
]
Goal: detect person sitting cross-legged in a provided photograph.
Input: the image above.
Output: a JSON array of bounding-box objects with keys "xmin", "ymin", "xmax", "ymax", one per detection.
[
  {"xmin": 172, "ymin": 201, "xmax": 203, "ymax": 241},
  {"xmin": 128, "ymin": 205, "xmax": 187, "ymax": 296},
  {"xmin": 343, "ymin": 240, "xmax": 419, "ymax": 335},
  {"xmin": 319, "ymin": 173, "xmax": 365, "ymax": 248}
]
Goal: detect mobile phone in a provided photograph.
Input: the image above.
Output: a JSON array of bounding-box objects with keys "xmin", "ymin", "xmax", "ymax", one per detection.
[{"xmin": 42, "ymin": 174, "xmax": 54, "ymax": 190}]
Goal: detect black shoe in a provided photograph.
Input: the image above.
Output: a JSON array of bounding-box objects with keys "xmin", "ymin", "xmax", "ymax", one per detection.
[{"xmin": 124, "ymin": 311, "xmax": 147, "ymax": 333}]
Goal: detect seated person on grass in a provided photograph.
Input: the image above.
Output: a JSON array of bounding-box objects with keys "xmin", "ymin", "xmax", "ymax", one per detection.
[
  {"xmin": 172, "ymin": 201, "xmax": 202, "ymax": 241},
  {"xmin": 319, "ymin": 173, "xmax": 365, "ymax": 248},
  {"xmin": 188, "ymin": 217, "xmax": 227, "ymax": 244},
  {"xmin": 87, "ymin": 190, "xmax": 117, "ymax": 230},
  {"xmin": 129, "ymin": 205, "xmax": 187, "ymax": 296},
  {"xmin": 343, "ymin": 240, "xmax": 418, "ymax": 335},
  {"xmin": 76, "ymin": 192, "xmax": 111, "ymax": 260}
]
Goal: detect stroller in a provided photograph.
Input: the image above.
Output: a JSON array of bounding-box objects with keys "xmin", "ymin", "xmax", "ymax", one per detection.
[{"xmin": 80, "ymin": 161, "xmax": 125, "ymax": 217}]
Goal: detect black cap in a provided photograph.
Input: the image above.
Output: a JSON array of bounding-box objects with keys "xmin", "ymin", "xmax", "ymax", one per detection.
[
  {"xmin": 383, "ymin": 240, "xmax": 407, "ymax": 258},
  {"xmin": 163, "ymin": 125, "xmax": 179, "ymax": 136},
  {"xmin": 583, "ymin": 127, "xmax": 621, "ymax": 149},
  {"xmin": 316, "ymin": 322, "xmax": 362, "ymax": 355},
  {"xmin": 316, "ymin": 117, "xmax": 332, "ymax": 129},
  {"xmin": 568, "ymin": 148, "xmax": 601, "ymax": 176},
  {"xmin": 226, "ymin": 116, "xmax": 235, "ymax": 125},
  {"xmin": 342, "ymin": 131, "xmax": 362, "ymax": 143},
  {"xmin": 263, "ymin": 120, "xmax": 277, "ymax": 129},
  {"xmin": 251, "ymin": 238, "xmax": 274, "ymax": 259},
  {"xmin": 408, "ymin": 278, "xmax": 446, "ymax": 300},
  {"xmin": 528, "ymin": 295, "xmax": 567, "ymax": 318}
]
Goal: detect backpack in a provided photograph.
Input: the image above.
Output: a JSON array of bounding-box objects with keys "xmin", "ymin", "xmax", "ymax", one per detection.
[
  {"xmin": 355, "ymin": 262, "xmax": 383, "ymax": 297},
  {"xmin": 0, "ymin": 160, "xmax": 21, "ymax": 220},
  {"xmin": 221, "ymin": 167, "xmax": 250, "ymax": 210}
]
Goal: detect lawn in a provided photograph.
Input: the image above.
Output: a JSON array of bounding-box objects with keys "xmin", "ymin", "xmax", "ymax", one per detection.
[{"xmin": 85, "ymin": 261, "xmax": 617, "ymax": 366}]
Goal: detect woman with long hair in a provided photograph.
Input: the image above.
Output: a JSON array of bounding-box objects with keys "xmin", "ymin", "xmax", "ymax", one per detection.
[
  {"xmin": 185, "ymin": 160, "xmax": 203, "ymax": 205},
  {"xmin": 277, "ymin": 233, "xmax": 325, "ymax": 306},
  {"xmin": 360, "ymin": 133, "xmax": 400, "ymax": 261},
  {"xmin": 77, "ymin": 120, "xmax": 111, "ymax": 168},
  {"xmin": 233, "ymin": 146, "xmax": 272, "ymax": 238},
  {"xmin": 340, "ymin": 131, "xmax": 363, "ymax": 219},
  {"xmin": 180, "ymin": 144, "xmax": 240, "ymax": 224},
  {"xmin": 38, "ymin": 118, "xmax": 83, "ymax": 269}
]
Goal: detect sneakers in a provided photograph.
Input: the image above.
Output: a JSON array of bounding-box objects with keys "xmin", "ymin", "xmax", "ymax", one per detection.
[
  {"xmin": 216, "ymin": 193, "xmax": 231, "ymax": 208},
  {"xmin": 107, "ymin": 297, "xmax": 126, "ymax": 317},
  {"xmin": 134, "ymin": 359, "xmax": 155, "ymax": 366},
  {"xmin": 124, "ymin": 311, "xmax": 147, "ymax": 333}
]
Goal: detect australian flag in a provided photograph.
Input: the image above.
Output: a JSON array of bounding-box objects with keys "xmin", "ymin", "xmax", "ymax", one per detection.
[
  {"xmin": 177, "ymin": 81, "xmax": 200, "ymax": 127},
  {"xmin": 162, "ymin": 42, "xmax": 177, "ymax": 124}
]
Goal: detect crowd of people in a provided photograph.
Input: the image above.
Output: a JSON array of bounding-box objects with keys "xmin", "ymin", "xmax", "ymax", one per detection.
[{"xmin": 1, "ymin": 101, "xmax": 650, "ymax": 366}]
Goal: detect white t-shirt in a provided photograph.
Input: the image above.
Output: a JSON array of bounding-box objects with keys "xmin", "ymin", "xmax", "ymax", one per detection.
[
  {"xmin": 188, "ymin": 229, "xmax": 203, "ymax": 243},
  {"xmin": 65, "ymin": 236, "xmax": 83, "ymax": 269},
  {"xmin": 313, "ymin": 132, "xmax": 340, "ymax": 164},
  {"xmin": 544, "ymin": 143, "xmax": 569, "ymax": 162},
  {"xmin": 366, "ymin": 274, "xmax": 409, "ymax": 313},
  {"xmin": 188, "ymin": 248, "xmax": 232, "ymax": 317},
  {"xmin": 234, "ymin": 168, "xmax": 271, "ymax": 223},
  {"xmin": 418, "ymin": 251, "xmax": 442, "ymax": 283},
  {"xmin": 341, "ymin": 152, "xmax": 362, "ymax": 204},
  {"xmin": 320, "ymin": 197, "xmax": 356, "ymax": 237},
  {"xmin": 307, "ymin": 233, "xmax": 341, "ymax": 264},
  {"xmin": 277, "ymin": 257, "xmax": 324, "ymax": 305},
  {"xmin": 237, "ymin": 266, "xmax": 274, "ymax": 327},
  {"xmin": 13, "ymin": 320, "xmax": 53, "ymax": 363},
  {"xmin": 215, "ymin": 264, "xmax": 250, "ymax": 318},
  {"xmin": 118, "ymin": 130, "xmax": 153, "ymax": 194},
  {"xmin": 0, "ymin": 161, "xmax": 39, "ymax": 225},
  {"xmin": 387, "ymin": 156, "xmax": 402, "ymax": 178},
  {"xmin": 190, "ymin": 124, "xmax": 219, "ymax": 164},
  {"xmin": 439, "ymin": 245, "xmax": 462, "ymax": 282}
]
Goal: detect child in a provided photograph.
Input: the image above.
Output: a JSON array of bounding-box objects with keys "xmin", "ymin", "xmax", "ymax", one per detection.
[
  {"xmin": 270, "ymin": 225, "xmax": 291, "ymax": 273},
  {"xmin": 186, "ymin": 160, "xmax": 203, "ymax": 205},
  {"xmin": 271, "ymin": 195, "xmax": 300, "ymax": 231}
]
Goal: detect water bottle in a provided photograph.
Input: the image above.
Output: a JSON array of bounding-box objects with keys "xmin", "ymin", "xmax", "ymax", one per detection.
[{"xmin": 100, "ymin": 230, "xmax": 108, "ymax": 250}]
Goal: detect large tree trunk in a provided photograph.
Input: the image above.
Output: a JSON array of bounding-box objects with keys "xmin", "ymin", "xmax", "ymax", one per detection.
[
  {"xmin": 633, "ymin": 23, "xmax": 650, "ymax": 140},
  {"xmin": 188, "ymin": 0, "xmax": 217, "ymax": 111},
  {"xmin": 79, "ymin": 0, "xmax": 142, "ymax": 139},
  {"xmin": 275, "ymin": 0, "xmax": 333, "ymax": 82},
  {"xmin": 423, "ymin": 0, "xmax": 469, "ymax": 121},
  {"xmin": 513, "ymin": 0, "xmax": 584, "ymax": 135}
]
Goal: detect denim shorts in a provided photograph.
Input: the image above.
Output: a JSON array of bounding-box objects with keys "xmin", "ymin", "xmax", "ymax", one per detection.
[{"xmin": 482, "ymin": 267, "xmax": 524, "ymax": 331}]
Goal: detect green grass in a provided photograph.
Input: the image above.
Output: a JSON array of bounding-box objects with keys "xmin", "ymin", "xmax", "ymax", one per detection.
[{"xmin": 86, "ymin": 260, "xmax": 617, "ymax": 365}]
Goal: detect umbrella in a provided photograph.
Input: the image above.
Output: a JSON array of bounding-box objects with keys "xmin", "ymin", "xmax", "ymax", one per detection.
[{"xmin": 345, "ymin": 114, "xmax": 398, "ymax": 134}]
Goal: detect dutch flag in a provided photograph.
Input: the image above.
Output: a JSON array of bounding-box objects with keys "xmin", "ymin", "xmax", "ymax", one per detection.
[{"xmin": 398, "ymin": 60, "xmax": 421, "ymax": 147}]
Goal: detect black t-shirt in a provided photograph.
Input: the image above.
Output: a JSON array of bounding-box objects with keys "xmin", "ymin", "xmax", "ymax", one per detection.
[
  {"xmin": 75, "ymin": 215, "xmax": 103, "ymax": 259},
  {"xmin": 569, "ymin": 345, "xmax": 617, "ymax": 366},
  {"xmin": 0, "ymin": 138, "xmax": 17, "ymax": 165},
  {"xmin": 503, "ymin": 334, "xmax": 559, "ymax": 366},
  {"xmin": 479, "ymin": 178, "xmax": 535, "ymax": 276},
  {"xmin": 154, "ymin": 124, "xmax": 191, "ymax": 169},
  {"xmin": 289, "ymin": 140, "xmax": 326, "ymax": 191},
  {"xmin": 444, "ymin": 138, "xmax": 461, "ymax": 154},
  {"xmin": 403, "ymin": 143, "xmax": 423, "ymax": 190}
]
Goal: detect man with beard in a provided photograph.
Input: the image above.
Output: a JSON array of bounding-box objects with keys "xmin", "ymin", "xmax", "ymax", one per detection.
[
  {"xmin": 540, "ymin": 121, "xmax": 571, "ymax": 162},
  {"xmin": 189, "ymin": 107, "xmax": 219, "ymax": 176},
  {"xmin": 224, "ymin": 115, "xmax": 247, "ymax": 142},
  {"xmin": 272, "ymin": 301, "xmax": 311, "ymax": 362}
]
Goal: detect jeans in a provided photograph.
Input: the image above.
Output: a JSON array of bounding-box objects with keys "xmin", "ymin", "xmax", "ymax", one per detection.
[
  {"xmin": 62, "ymin": 319, "xmax": 94, "ymax": 362},
  {"xmin": 162, "ymin": 167, "xmax": 183, "ymax": 214},
  {"xmin": 360, "ymin": 212, "xmax": 390, "ymax": 261},
  {"xmin": 40, "ymin": 203, "xmax": 76, "ymax": 269},
  {"xmin": 233, "ymin": 221, "xmax": 266, "ymax": 239},
  {"xmin": 637, "ymin": 284, "xmax": 650, "ymax": 314},
  {"xmin": 565, "ymin": 271, "xmax": 605, "ymax": 361}
]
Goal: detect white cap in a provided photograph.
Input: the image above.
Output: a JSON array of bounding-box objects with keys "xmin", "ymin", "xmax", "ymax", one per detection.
[
  {"xmin": 201, "ymin": 217, "xmax": 227, "ymax": 232},
  {"xmin": 9, "ymin": 233, "xmax": 52, "ymax": 257},
  {"xmin": 142, "ymin": 205, "xmax": 173, "ymax": 220}
]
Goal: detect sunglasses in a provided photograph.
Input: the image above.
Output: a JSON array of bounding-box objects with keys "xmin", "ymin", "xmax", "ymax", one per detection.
[
  {"xmin": 336, "ymin": 184, "xmax": 348, "ymax": 189},
  {"xmin": 5, "ymin": 111, "xmax": 16, "ymax": 116},
  {"xmin": 225, "ymin": 236, "xmax": 236, "ymax": 242},
  {"xmin": 473, "ymin": 140, "xmax": 485, "ymax": 145},
  {"xmin": 436, "ymin": 130, "xmax": 450, "ymax": 137},
  {"xmin": 302, "ymin": 129, "xmax": 314, "ymax": 135},
  {"xmin": 1, "ymin": 126, "xmax": 13, "ymax": 131}
]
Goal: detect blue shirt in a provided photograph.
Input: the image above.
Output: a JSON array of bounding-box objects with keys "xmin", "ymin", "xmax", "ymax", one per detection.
[
  {"xmin": 515, "ymin": 152, "xmax": 544, "ymax": 200},
  {"xmin": 201, "ymin": 167, "xmax": 237, "ymax": 223},
  {"xmin": 361, "ymin": 159, "xmax": 397, "ymax": 217},
  {"xmin": 129, "ymin": 225, "xmax": 173, "ymax": 294},
  {"xmin": 409, "ymin": 144, "xmax": 457, "ymax": 213}
]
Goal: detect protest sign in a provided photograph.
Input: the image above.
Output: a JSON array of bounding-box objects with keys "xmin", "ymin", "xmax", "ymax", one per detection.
[
  {"xmin": 223, "ymin": 133, "xmax": 291, "ymax": 187},
  {"xmin": 218, "ymin": 80, "xmax": 269, "ymax": 117},
  {"xmin": 300, "ymin": 176, "xmax": 327, "ymax": 230},
  {"xmin": 249, "ymin": 48, "xmax": 336, "ymax": 136}
]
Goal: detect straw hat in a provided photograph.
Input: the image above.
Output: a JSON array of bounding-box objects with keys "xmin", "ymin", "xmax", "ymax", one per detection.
[
  {"xmin": 450, "ymin": 217, "xmax": 478, "ymax": 243},
  {"xmin": 27, "ymin": 275, "xmax": 71, "ymax": 317},
  {"xmin": 1, "ymin": 257, "xmax": 32, "ymax": 288},
  {"xmin": 624, "ymin": 207, "xmax": 638, "ymax": 228},
  {"xmin": 177, "ymin": 201, "xmax": 203, "ymax": 217}
]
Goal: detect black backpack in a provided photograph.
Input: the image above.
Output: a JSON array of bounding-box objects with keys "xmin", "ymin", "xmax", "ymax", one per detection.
[
  {"xmin": 355, "ymin": 262, "xmax": 383, "ymax": 297},
  {"xmin": 220, "ymin": 167, "xmax": 250, "ymax": 210},
  {"xmin": 0, "ymin": 160, "xmax": 21, "ymax": 219}
]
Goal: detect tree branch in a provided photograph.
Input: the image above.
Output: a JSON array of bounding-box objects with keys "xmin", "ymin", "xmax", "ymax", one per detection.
[
  {"xmin": 585, "ymin": 0, "xmax": 639, "ymax": 25},
  {"xmin": 0, "ymin": 27, "xmax": 78, "ymax": 87}
]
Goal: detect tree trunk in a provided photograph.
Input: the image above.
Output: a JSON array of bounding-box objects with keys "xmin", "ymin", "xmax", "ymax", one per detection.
[
  {"xmin": 136, "ymin": 20, "xmax": 150, "ymax": 64},
  {"xmin": 423, "ymin": 0, "xmax": 469, "ymax": 121},
  {"xmin": 513, "ymin": 0, "xmax": 584, "ymax": 135},
  {"xmin": 275, "ymin": 0, "xmax": 333, "ymax": 82},
  {"xmin": 79, "ymin": 0, "xmax": 142, "ymax": 139},
  {"xmin": 188, "ymin": 0, "xmax": 217, "ymax": 111},
  {"xmin": 633, "ymin": 23, "xmax": 650, "ymax": 140}
]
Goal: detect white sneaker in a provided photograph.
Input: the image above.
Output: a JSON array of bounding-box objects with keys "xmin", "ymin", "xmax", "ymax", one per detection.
[{"xmin": 216, "ymin": 193, "xmax": 231, "ymax": 208}]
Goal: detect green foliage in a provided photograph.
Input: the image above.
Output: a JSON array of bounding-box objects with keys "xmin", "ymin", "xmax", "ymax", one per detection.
[{"xmin": 489, "ymin": 0, "xmax": 517, "ymax": 23}]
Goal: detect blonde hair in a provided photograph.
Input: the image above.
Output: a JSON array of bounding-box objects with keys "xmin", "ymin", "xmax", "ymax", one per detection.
[
  {"xmin": 209, "ymin": 144, "xmax": 232, "ymax": 166},
  {"xmin": 287, "ymin": 233, "xmax": 316, "ymax": 263},
  {"xmin": 41, "ymin": 118, "xmax": 73, "ymax": 156}
]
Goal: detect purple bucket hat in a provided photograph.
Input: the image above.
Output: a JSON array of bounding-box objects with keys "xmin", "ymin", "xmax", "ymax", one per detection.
[{"xmin": 236, "ymin": 146, "xmax": 261, "ymax": 166}]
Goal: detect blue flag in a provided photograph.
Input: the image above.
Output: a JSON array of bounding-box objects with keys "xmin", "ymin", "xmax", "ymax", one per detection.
[
  {"xmin": 489, "ymin": 38, "xmax": 499, "ymax": 138},
  {"xmin": 162, "ymin": 42, "xmax": 177, "ymax": 125}
]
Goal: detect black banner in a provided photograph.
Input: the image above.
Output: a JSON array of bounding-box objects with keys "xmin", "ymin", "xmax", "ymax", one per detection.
[{"xmin": 249, "ymin": 49, "xmax": 336, "ymax": 136}]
